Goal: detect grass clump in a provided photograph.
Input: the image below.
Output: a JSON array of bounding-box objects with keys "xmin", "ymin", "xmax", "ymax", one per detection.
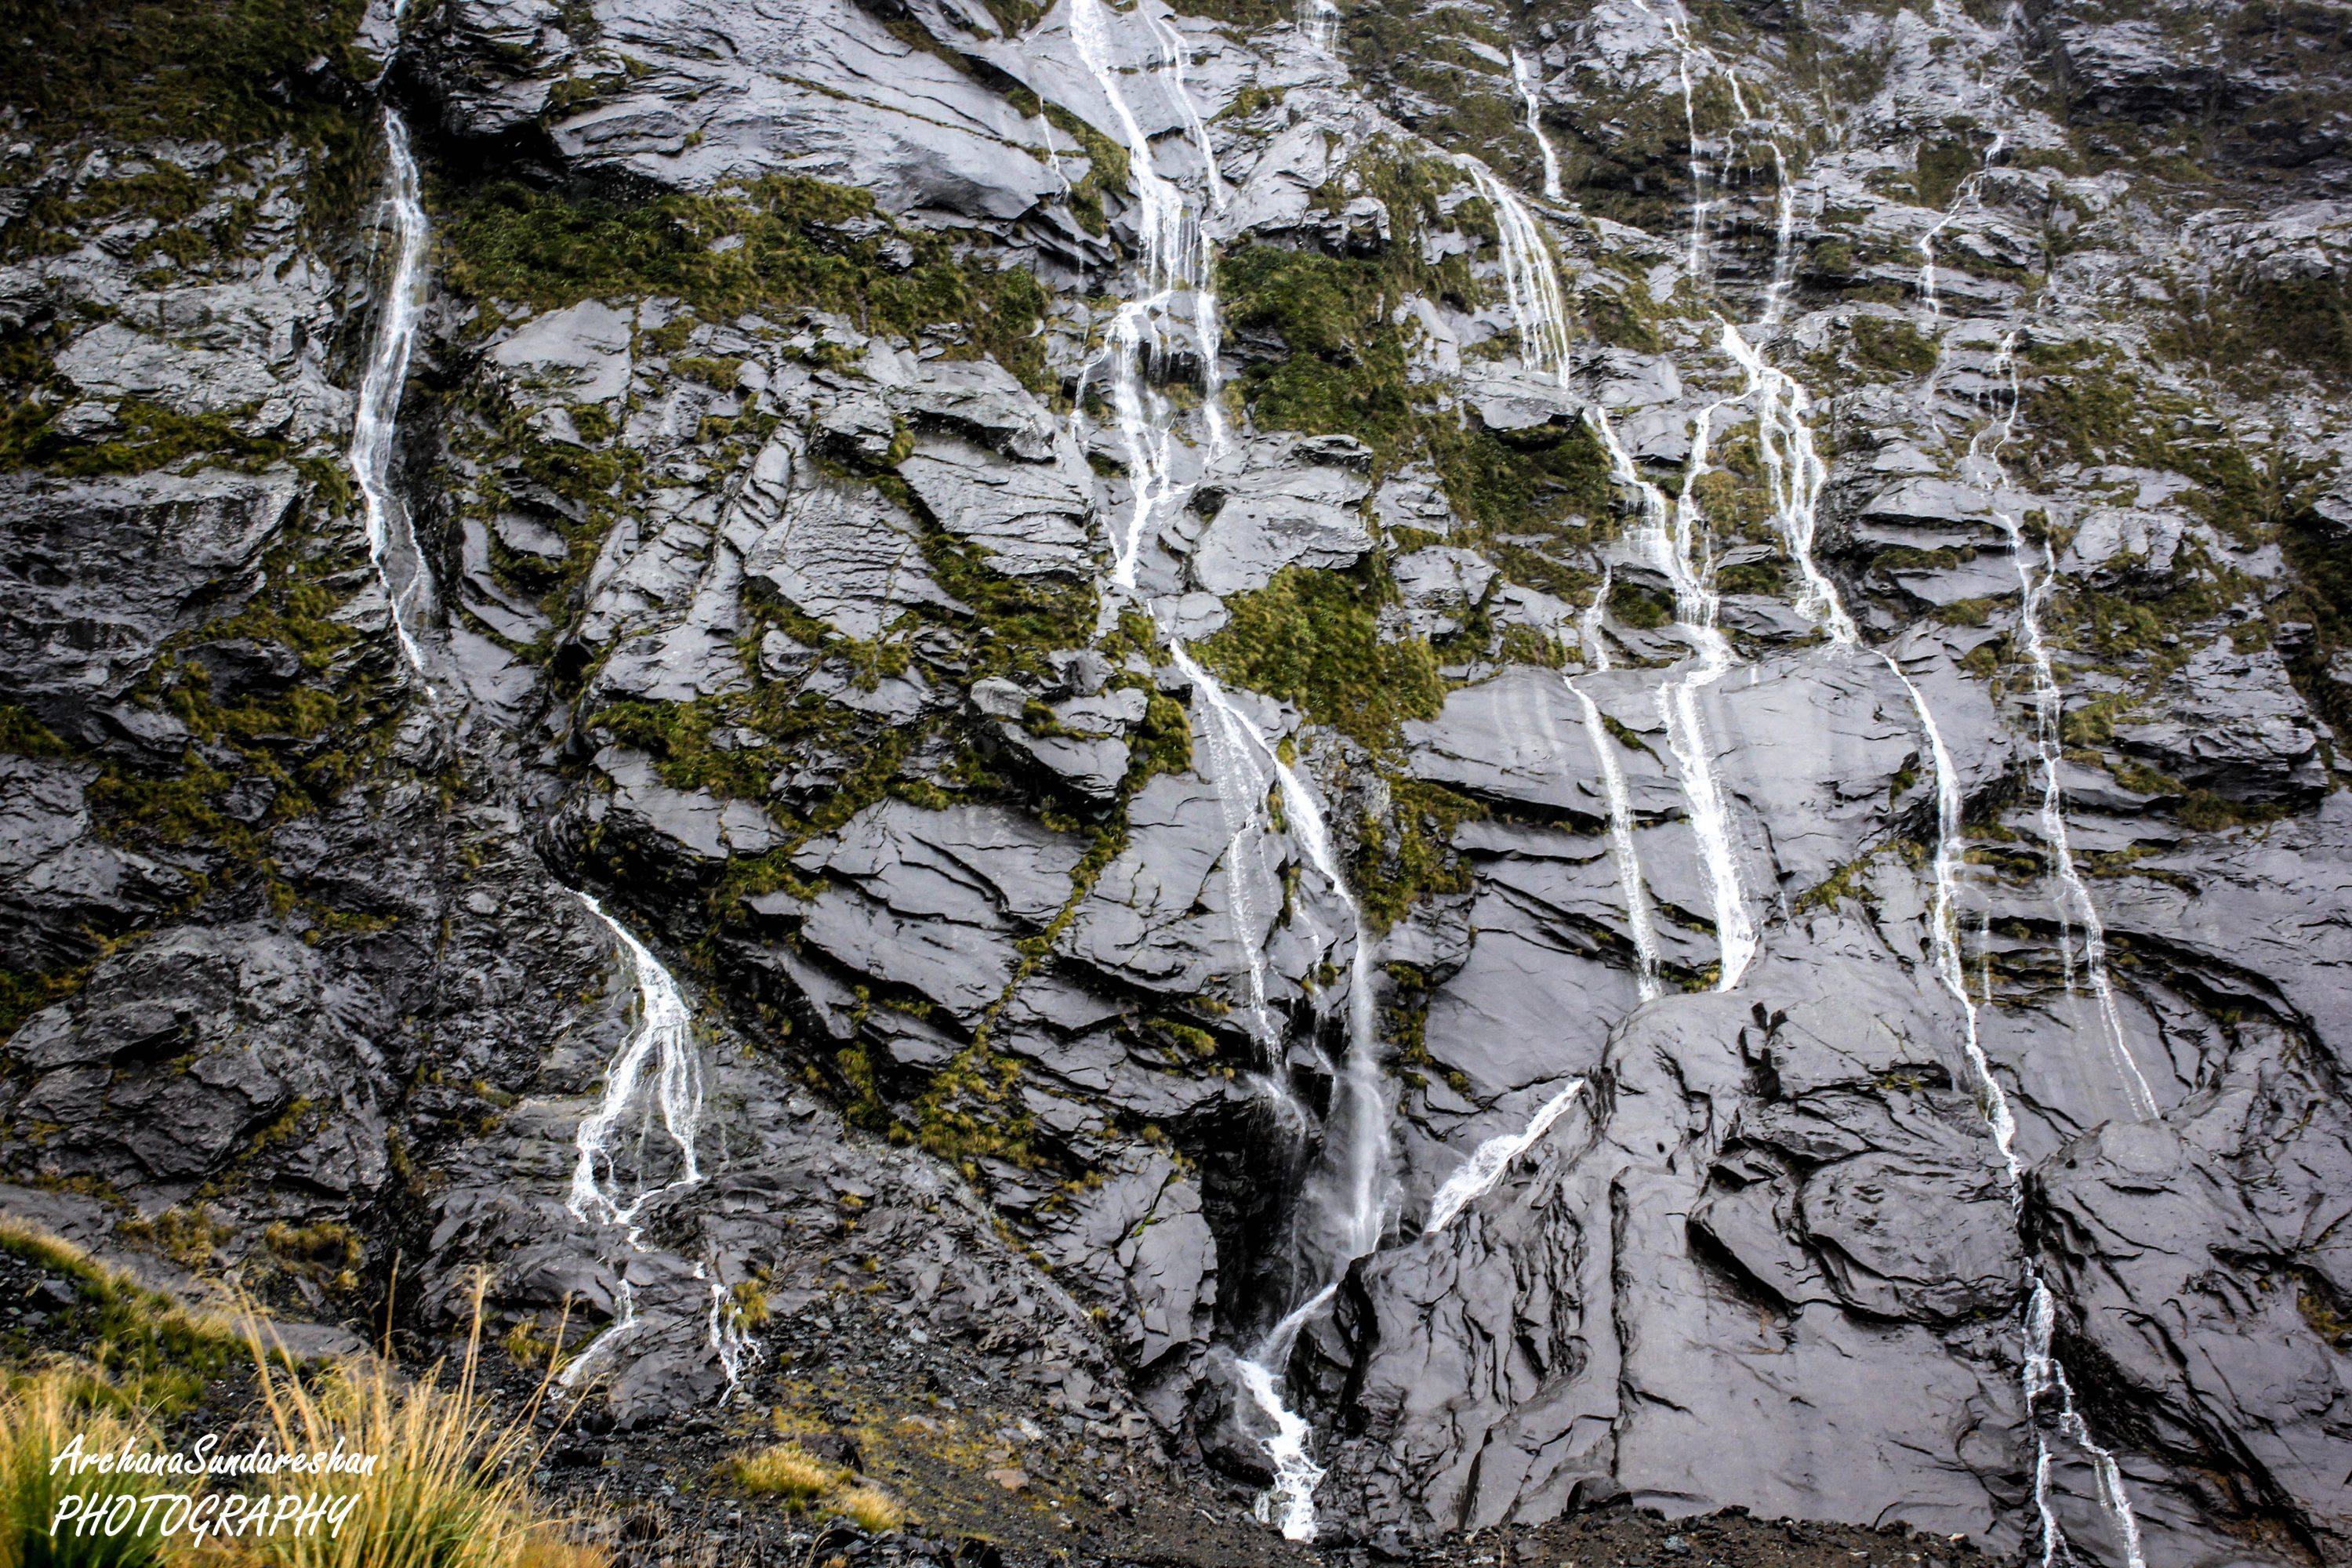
[
  {"xmin": 441, "ymin": 177, "xmax": 1049, "ymax": 387},
  {"xmin": 726, "ymin": 1443, "xmax": 904, "ymax": 1534},
  {"xmin": 235, "ymin": 1298, "xmax": 601, "ymax": 1568},
  {"xmin": 0, "ymin": 1216, "xmax": 239, "ymax": 1414},
  {"xmin": 0, "ymin": 1370, "xmax": 184, "ymax": 1568},
  {"xmin": 728, "ymin": 1444, "xmax": 839, "ymax": 1502}
]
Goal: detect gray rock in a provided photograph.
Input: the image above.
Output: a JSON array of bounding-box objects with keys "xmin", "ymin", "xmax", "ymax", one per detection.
[{"xmin": 2111, "ymin": 641, "xmax": 2323, "ymax": 804}]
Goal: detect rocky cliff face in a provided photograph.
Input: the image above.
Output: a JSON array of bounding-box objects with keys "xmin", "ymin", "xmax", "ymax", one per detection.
[{"xmin": 7, "ymin": 0, "xmax": 2352, "ymax": 1561}]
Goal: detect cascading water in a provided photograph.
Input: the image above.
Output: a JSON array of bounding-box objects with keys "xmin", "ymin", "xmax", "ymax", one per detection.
[
  {"xmin": 1575, "ymin": 575, "xmax": 1663, "ymax": 997},
  {"xmin": 1972, "ymin": 338, "xmax": 2160, "ymax": 1120},
  {"xmin": 1170, "ymin": 646, "xmax": 1291, "ymax": 1092},
  {"xmin": 1456, "ymin": 158, "xmax": 1573, "ymax": 377},
  {"xmin": 1725, "ymin": 289, "xmax": 2151, "ymax": 1566},
  {"xmin": 1062, "ymin": 9, "xmax": 1392, "ymax": 1535},
  {"xmin": 1176, "ymin": 652, "xmax": 1391, "ymax": 1541},
  {"xmin": 343, "ymin": 93, "xmax": 731, "ymax": 1392},
  {"xmin": 1425, "ymin": 1078, "xmax": 1587, "ymax": 1232},
  {"xmin": 566, "ymin": 892, "xmax": 706, "ymax": 1227},
  {"xmin": 1297, "ymin": 0, "xmax": 1341, "ymax": 53},
  {"xmin": 1512, "ymin": 50, "xmax": 1565, "ymax": 202},
  {"xmin": 1917, "ymin": 128, "xmax": 2007, "ymax": 326},
  {"xmin": 1460, "ymin": 154, "xmax": 1756, "ymax": 989},
  {"xmin": 1606, "ymin": 23, "xmax": 2156, "ymax": 1550},
  {"xmin": 350, "ymin": 108, "xmax": 439, "ymax": 681},
  {"xmin": 1069, "ymin": 0, "xmax": 1230, "ymax": 589},
  {"xmin": 1586, "ymin": 404, "xmax": 1758, "ymax": 988}
]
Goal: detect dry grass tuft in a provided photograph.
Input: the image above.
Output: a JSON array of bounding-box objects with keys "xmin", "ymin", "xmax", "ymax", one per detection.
[
  {"xmin": 726, "ymin": 1445, "xmax": 840, "ymax": 1503},
  {"xmin": 0, "ymin": 1369, "xmax": 184, "ymax": 1568},
  {"xmin": 832, "ymin": 1487, "xmax": 903, "ymax": 1535}
]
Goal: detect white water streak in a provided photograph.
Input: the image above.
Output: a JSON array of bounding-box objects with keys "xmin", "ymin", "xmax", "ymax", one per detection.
[
  {"xmin": 1457, "ymin": 158, "xmax": 1573, "ymax": 380},
  {"xmin": 568, "ymin": 892, "xmax": 706, "ymax": 1228},
  {"xmin": 1726, "ymin": 200, "xmax": 2149, "ymax": 1563},
  {"xmin": 1974, "ymin": 339, "xmax": 2159, "ymax": 1121},
  {"xmin": 1577, "ymin": 575, "xmax": 1663, "ymax": 996},
  {"xmin": 1069, "ymin": 0, "xmax": 1229, "ymax": 586},
  {"xmin": 350, "ymin": 108, "xmax": 437, "ymax": 681},
  {"xmin": 1176, "ymin": 650, "xmax": 1388, "ymax": 1540},
  {"xmin": 1237, "ymin": 1283, "xmax": 1339, "ymax": 1538},
  {"xmin": 1512, "ymin": 50, "xmax": 1565, "ymax": 201},
  {"xmin": 1917, "ymin": 128, "xmax": 2007, "ymax": 325},
  {"xmin": 1171, "ymin": 647, "xmax": 1286, "ymax": 1058},
  {"xmin": 1425, "ymin": 1079, "xmax": 1587, "ymax": 1233}
]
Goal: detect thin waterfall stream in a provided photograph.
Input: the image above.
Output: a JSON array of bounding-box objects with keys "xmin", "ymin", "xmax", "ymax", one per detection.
[
  {"xmin": 345, "ymin": 98, "xmax": 733, "ymax": 1394},
  {"xmin": 1472, "ymin": 24, "xmax": 2156, "ymax": 1555},
  {"xmin": 1972, "ymin": 336, "xmax": 2161, "ymax": 1122},
  {"xmin": 1067, "ymin": 7, "xmax": 1393, "ymax": 1537},
  {"xmin": 1639, "ymin": 38, "xmax": 2154, "ymax": 1541}
]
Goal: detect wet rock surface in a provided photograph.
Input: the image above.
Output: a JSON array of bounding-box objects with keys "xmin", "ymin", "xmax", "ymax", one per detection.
[{"xmin": 8, "ymin": 0, "xmax": 2352, "ymax": 1562}]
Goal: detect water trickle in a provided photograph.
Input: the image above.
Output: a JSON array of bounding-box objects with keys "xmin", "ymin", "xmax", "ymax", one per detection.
[
  {"xmin": 1068, "ymin": 0, "xmax": 1229, "ymax": 590},
  {"xmin": 1174, "ymin": 649, "xmax": 1388, "ymax": 1541},
  {"xmin": 568, "ymin": 891, "xmax": 706, "ymax": 1229},
  {"xmin": 1723, "ymin": 280, "xmax": 2150, "ymax": 1566},
  {"xmin": 1916, "ymin": 128, "xmax": 2007, "ymax": 326},
  {"xmin": 1297, "ymin": 0, "xmax": 1341, "ymax": 52},
  {"xmin": 1973, "ymin": 338, "xmax": 2160, "ymax": 1121},
  {"xmin": 1170, "ymin": 647, "xmax": 1288, "ymax": 1067},
  {"xmin": 1512, "ymin": 50, "xmax": 1565, "ymax": 202},
  {"xmin": 1459, "ymin": 153, "xmax": 1754, "ymax": 989},
  {"xmin": 1455, "ymin": 158, "xmax": 1573, "ymax": 381},
  {"xmin": 1577, "ymin": 575, "xmax": 1663, "ymax": 997},
  {"xmin": 1425, "ymin": 1079, "xmax": 1588, "ymax": 1233},
  {"xmin": 1236, "ymin": 1283, "xmax": 1339, "ymax": 1537},
  {"xmin": 350, "ymin": 108, "xmax": 439, "ymax": 682},
  {"xmin": 1719, "ymin": 320, "xmax": 1854, "ymax": 642},
  {"xmin": 1586, "ymin": 405, "xmax": 1757, "ymax": 989},
  {"xmin": 343, "ymin": 100, "xmax": 737, "ymax": 1393}
]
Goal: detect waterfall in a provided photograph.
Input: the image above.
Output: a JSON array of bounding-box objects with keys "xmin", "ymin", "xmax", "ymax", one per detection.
[
  {"xmin": 1456, "ymin": 158, "xmax": 1573, "ymax": 379},
  {"xmin": 1973, "ymin": 339, "xmax": 2160, "ymax": 1120},
  {"xmin": 1576, "ymin": 573, "xmax": 1663, "ymax": 996},
  {"xmin": 1457, "ymin": 147, "xmax": 1759, "ymax": 993},
  {"xmin": 1062, "ymin": 10, "xmax": 1391, "ymax": 1534},
  {"xmin": 1269, "ymin": 736, "xmax": 1391, "ymax": 1272},
  {"xmin": 1722, "ymin": 286, "xmax": 2151, "ymax": 1564},
  {"xmin": 1916, "ymin": 128, "xmax": 2007, "ymax": 325},
  {"xmin": 566, "ymin": 891, "xmax": 706, "ymax": 1227},
  {"xmin": 1175, "ymin": 652, "xmax": 1389, "ymax": 1541},
  {"xmin": 343, "ymin": 100, "xmax": 730, "ymax": 1389},
  {"xmin": 1512, "ymin": 50, "xmax": 1565, "ymax": 201},
  {"xmin": 1069, "ymin": 0, "xmax": 1230, "ymax": 589},
  {"xmin": 349, "ymin": 107, "xmax": 439, "ymax": 681},
  {"xmin": 1584, "ymin": 404, "xmax": 1757, "ymax": 989},
  {"xmin": 1170, "ymin": 646, "xmax": 1290, "ymax": 1080},
  {"xmin": 1235, "ymin": 1283, "xmax": 1339, "ymax": 1537},
  {"xmin": 1297, "ymin": 0, "xmax": 1341, "ymax": 53},
  {"xmin": 1719, "ymin": 321, "xmax": 1854, "ymax": 641}
]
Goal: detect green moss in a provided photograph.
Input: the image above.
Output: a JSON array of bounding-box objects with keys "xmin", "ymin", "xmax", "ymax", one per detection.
[
  {"xmin": 0, "ymin": 705, "xmax": 71, "ymax": 757},
  {"xmin": 1355, "ymin": 778, "xmax": 1481, "ymax": 930},
  {"xmin": 1127, "ymin": 691, "xmax": 1194, "ymax": 786},
  {"xmin": 1196, "ymin": 564, "xmax": 1444, "ymax": 753},
  {"xmin": 1849, "ymin": 314, "xmax": 1938, "ymax": 377},
  {"xmin": 0, "ymin": 0, "xmax": 372, "ymax": 147},
  {"xmin": 1609, "ymin": 579, "xmax": 1672, "ymax": 629},
  {"xmin": 441, "ymin": 175, "xmax": 1050, "ymax": 387},
  {"xmin": 0, "ymin": 967, "xmax": 85, "ymax": 1047},
  {"xmin": 0, "ymin": 400, "xmax": 290, "ymax": 478},
  {"xmin": 2174, "ymin": 791, "xmax": 2291, "ymax": 833}
]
